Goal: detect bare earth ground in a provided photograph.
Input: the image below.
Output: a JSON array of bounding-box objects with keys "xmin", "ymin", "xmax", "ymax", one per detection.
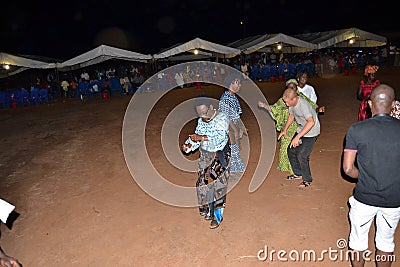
[{"xmin": 1, "ymin": 67, "xmax": 400, "ymax": 267}]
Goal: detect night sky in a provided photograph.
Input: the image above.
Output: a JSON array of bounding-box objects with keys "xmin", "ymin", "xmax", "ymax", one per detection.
[{"xmin": 1, "ymin": 0, "xmax": 397, "ymax": 60}]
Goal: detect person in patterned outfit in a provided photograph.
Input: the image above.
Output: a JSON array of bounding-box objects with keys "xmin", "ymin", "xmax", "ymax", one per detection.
[
  {"xmin": 218, "ymin": 74, "xmax": 246, "ymax": 177},
  {"xmin": 357, "ymin": 65, "xmax": 380, "ymax": 121},
  {"xmin": 181, "ymin": 96, "xmax": 230, "ymax": 229},
  {"xmin": 390, "ymin": 100, "xmax": 400, "ymax": 119},
  {"xmin": 258, "ymin": 79, "xmax": 318, "ymax": 179}
]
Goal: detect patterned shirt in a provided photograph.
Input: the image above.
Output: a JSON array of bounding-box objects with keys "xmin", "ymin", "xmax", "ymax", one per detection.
[
  {"xmin": 218, "ymin": 91, "xmax": 242, "ymax": 123},
  {"xmin": 185, "ymin": 112, "xmax": 229, "ymax": 152},
  {"xmin": 390, "ymin": 100, "xmax": 400, "ymax": 119}
]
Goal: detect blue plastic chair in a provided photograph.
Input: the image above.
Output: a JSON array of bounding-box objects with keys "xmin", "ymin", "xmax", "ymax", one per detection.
[
  {"xmin": 296, "ymin": 63, "xmax": 306, "ymax": 74},
  {"xmin": 269, "ymin": 64, "xmax": 277, "ymax": 79},
  {"xmin": 30, "ymin": 88, "xmax": 41, "ymax": 105},
  {"xmin": 77, "ymin": 81, "xmax": 91, "ymax": 100},
  {"xmin": 12, "ymin": 89, "xmax": 24, "ymax": 107},
  {"xmin": 287, "ymin": 63, "xmax": 296, "ymax": 78},
  {"xmin": 305, "ymin": 62, "xmax": 316, "ymax": 77},
  {"xmin": 89, "ymin": 80, "xmax": 102, "ymax": 98},
  {"xmin": 250, "ymin": 65, "xmax": 259, "ymax": 80},
  {"xmin": 0, "ymin": 91, "xmax": 8, "ymax": 109},
  {"xmin": 110, "ymin": 77, "xmax": 123, "ymax": 96},
  {"xmin": 260, "ymin": 65, "xmax": 270, "ymax": 81},
  {"xmin": 21, "ymin": 88, "xmax": 30, "ymax": 106},
  {"xmin": 277, "ymin": 63, "xmax": 286, "ymax": 78},
  {"xmin": 3, "ymin": 91, "xmax": 14, "ymax": 108},
  {"xmin": 39, "ymin": 89, "xmax": 49, "ymax": 104}
]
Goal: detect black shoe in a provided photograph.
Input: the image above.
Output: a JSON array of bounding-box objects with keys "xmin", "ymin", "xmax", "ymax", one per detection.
[{"xmin": 209, "ymin": 219, "xmax": 220, "ymax": 229}]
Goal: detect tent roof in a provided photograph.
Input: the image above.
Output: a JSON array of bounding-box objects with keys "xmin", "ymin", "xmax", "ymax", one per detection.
[
  {"xmin": 57, "ymin": 45, "xmax": 152, "ymax": 71},
  {"xmin": 153, "ymin": 38, "xmax": 241, "ymax": 59},
  {"xmin": 293, "ymin": 27, "xmax": 387, "ymax": 49},
  {"xmin": 0, "ymin": 52, "xmax": 56, "ymax": 78},
  {"xmin": 227, "ymin": 33, "xmax": 317, "ymax": 54},
  {"xmin": 226, "ymin": 35, "xmax": 265, "ymax": 49}
]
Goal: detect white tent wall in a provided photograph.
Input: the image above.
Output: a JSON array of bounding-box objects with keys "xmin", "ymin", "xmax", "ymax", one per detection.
[
  {"xmin": 56, "ymin": 45, "xmax": 153, "ymax": 71},
  {"xmin": 153, "ymin": 38, "xmax": 241, "ymax": 59}
]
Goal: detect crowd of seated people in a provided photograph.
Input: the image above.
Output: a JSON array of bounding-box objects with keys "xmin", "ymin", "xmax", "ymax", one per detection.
[
  {"xmin": 0, "ymin": 77, "xmax": 55, "ymax": 109},
  {"xmin": 239, "ymin": 48, "xmax": 386, "ymax": 82},
  {"xmin": 59, "ymin": 63, "xmax": 148, "ymax": 100},
  {"xmin": 0, "ymin": 62, "xmax": 148, "ymax": 109},
  {"xmin": 0, "ymin": 47, "xmax": 388, "ymax": 109}
]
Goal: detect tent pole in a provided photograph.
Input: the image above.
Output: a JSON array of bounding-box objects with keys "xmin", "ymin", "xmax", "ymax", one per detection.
[{"xmin": 54, "ymin": 67, "xmax": 61, "ymax": 99}]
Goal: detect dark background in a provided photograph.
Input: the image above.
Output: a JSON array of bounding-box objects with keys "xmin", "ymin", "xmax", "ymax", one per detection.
[{"xmin": 1, "ymin": 0, "xmax": 399, "ymax": 60}]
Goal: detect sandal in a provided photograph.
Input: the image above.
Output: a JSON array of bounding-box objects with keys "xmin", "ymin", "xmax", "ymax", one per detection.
[
  {"xmin": 298, "ymin": 181, "xmax": 311, "ymax": 189},
  {"xmin": 209, "ymin": 219, "xmax": 221, "ymax": 229},
  {"xmin": 286, "ymin": 175, "xmax": 301, "ymax": 180}
]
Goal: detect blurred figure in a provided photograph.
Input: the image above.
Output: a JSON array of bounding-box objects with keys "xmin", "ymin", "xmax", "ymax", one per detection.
[
  {"xmin": 0, "ymin": 199, "xmax": 21, "ymax": 267},
  {"xmin": 357, "ymin": 65, "xmax": 380, "ymax": 121}
]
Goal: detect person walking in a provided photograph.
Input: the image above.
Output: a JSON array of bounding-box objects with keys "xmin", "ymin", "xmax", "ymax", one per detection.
[{"xmin": 343, "ymin": 84, "xmax": 400, "ymax": 267}]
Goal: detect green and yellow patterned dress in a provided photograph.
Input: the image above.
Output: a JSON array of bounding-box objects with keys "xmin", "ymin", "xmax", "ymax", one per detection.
[{"xmin": 269, "ymin": 92, "xmax": 318, "ymax": 175}]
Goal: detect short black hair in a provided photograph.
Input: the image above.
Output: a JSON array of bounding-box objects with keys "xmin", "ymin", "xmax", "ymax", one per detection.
[
  {"xmin": 194, "ymin": 94, "xmax": 213, "ymax": 108},
  {"xmin": 223, "ymin": 73, "xmax": 242, "ymax": 88}
]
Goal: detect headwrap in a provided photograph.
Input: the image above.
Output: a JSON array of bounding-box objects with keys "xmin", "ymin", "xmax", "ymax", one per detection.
[
  {"xmin": 285, "ymin": 78, "xmax": 298, "ymax": 87},
  {"xmin": 364, "ymin": 65, "xmax": 379, "ymax": 76}
]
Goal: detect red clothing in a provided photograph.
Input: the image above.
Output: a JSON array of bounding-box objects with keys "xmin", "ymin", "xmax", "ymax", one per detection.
[{"xmin": 358, "ymin": 79, "xmax": 380, "ymax": 121}]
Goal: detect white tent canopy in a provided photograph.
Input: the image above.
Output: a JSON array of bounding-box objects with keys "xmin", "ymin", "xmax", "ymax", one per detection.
[
  {"xmin": 57, "ymin": 45, "xmax": 152, "ymax": 71},
  {"xmin": 0, "ymin": 52, "xmax": 56, "ymax": 78},
  {"xmin": 228, "ymin": 33, "xmax": 317, "ymax": 54},
  {"xmin": 293, "ymin": 28, "xmax": 387, "ymax": 49},
  {"xmin": 153, "ymin": 37, "xmax": 241, "ymax": 59},
  {"xmin": 0, "ymin": 52, "xmax": 56, "ymax": 68}
]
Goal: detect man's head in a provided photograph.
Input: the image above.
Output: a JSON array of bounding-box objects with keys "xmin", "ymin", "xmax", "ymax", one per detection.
[
  {"xmin": 194, "ymin": 95, "xmax": 215, "ymax": 122},
  {"xmin": 224, "ymin": 73, "xmax": 242, "ymax": 94},
  {"xmin": 296, "ymin": 71, "xmax": 308, "ymax": 87},
  {"xmin": 282, "ymin": 88, "xmax": 299, "ymax": 107},
  {"xmin": 368, "ymin": 84, "xmax": 395, "ymax": 115}
]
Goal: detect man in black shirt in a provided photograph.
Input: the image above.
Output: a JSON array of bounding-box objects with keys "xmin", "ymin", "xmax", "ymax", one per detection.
[{"xmin": 343, "ymin": 84, "xmax": 400, "ymax": 266}]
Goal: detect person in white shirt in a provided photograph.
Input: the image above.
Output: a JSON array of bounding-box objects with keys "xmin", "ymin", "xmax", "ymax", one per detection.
[
  {"xmin": 296, "ymin": 71, "xmax": 317, "ymax": 104},
  {"xmin": 81, "ymin": 70, "xmax": 90, "ymax": 82}
]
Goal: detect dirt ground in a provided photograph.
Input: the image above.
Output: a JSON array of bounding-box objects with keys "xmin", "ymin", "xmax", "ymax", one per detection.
[{"xmin": 1, "ymin": 66, "xmax": 400, "ymax": 267}]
